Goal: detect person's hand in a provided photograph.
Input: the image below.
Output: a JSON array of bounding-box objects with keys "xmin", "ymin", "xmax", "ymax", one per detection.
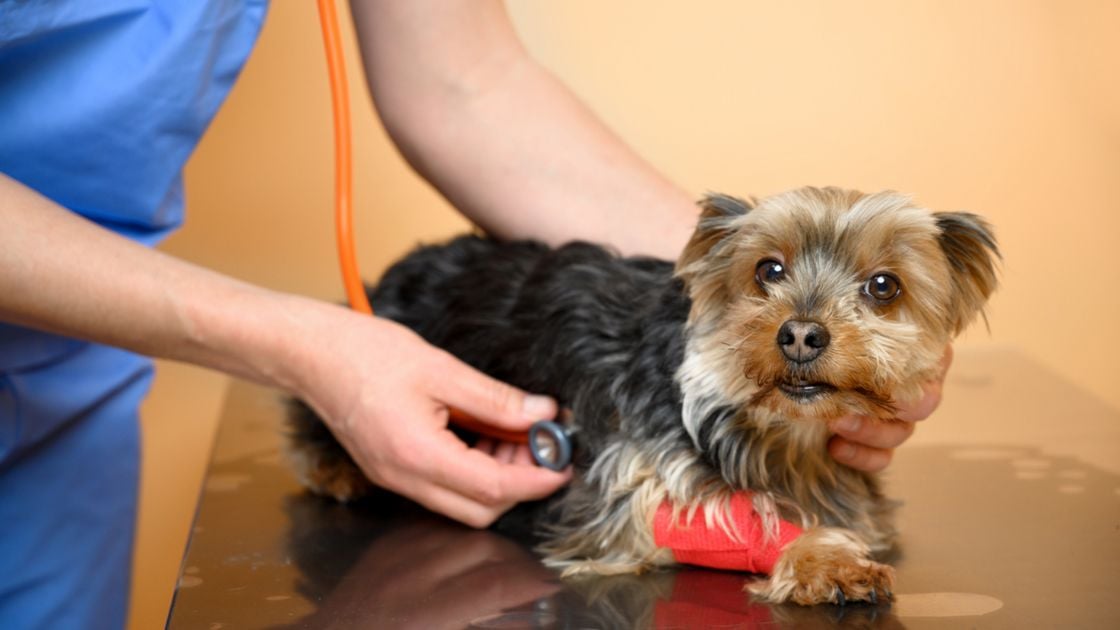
[
  {"xmin": 289, "ymin": 301, "xmax": 571, "ymax": 528},
  {"xmin": 827, "ymin": 345, "xmax": 953, "ymax": 472}
]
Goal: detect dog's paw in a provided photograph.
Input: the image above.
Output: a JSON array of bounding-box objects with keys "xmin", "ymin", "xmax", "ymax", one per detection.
[
  {"xmin": 286, "ymin": 443, "xmax": 374, "ymax": 503},
  {"xmin": 753, "ymin": 555, "xmax": 894, "ymax": 606},
  {"xmin": 749, "ymin": 527, "xmax": 894, "ymax": 606}
]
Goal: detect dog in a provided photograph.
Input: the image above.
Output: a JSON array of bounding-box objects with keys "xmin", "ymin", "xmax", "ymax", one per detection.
[{"xmin": 285, "ymin": 186, "xmax": 999, "ymax": 606}]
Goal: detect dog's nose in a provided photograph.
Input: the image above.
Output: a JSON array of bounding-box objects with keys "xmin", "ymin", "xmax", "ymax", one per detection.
[{"xmin": 777, "ymin": 320, "xmax": 830, "ymax": 363}]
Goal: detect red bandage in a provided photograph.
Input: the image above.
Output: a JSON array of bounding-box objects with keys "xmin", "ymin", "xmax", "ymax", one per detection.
[{"xmin": 653, "ymin": 492, "xmax": 803, "ymax": 574}]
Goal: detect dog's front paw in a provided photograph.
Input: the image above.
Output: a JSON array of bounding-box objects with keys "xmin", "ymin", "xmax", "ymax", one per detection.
[{"xmin": 749, "ymin": 527, "xmax": 894, "ymax": 606}]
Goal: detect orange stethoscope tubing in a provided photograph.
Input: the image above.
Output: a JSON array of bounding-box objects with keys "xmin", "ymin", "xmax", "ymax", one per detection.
[
  {"xmin": 315, "ymin": 0, "xmax": 528, "ymax": 445},
  {"xmin": 315, "ymin": 0, "xmax": 367, "ymax": 316}
]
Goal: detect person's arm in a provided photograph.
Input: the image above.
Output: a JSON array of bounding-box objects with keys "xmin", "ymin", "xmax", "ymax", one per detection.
[
  {"xmin": 347, "ymin": 0, "xmax": 943, "ymax": 471},
  {"xmin": 0, "ymin": 173, "xmax": 568, "ymax": 527},
  {"xmin": 348, "ymin": 0, "xmax": 697, "ymax": 260}
]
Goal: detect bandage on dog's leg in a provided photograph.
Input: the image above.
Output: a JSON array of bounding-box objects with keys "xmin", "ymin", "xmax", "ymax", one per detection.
[{"xmin": 652, "ymin": 492, "xmax": 802, "ymax": 574}]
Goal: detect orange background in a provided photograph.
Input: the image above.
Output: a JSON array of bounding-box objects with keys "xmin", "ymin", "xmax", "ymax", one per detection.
[{"xmin": 131, "ymin": 1, "xmax": 1119, "ymax": 627}]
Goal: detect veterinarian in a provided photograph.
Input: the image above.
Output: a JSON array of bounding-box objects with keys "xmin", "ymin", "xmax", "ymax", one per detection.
[{"xmin": 0, "ymin": 1, "xmax": 947, "ymax": 627}]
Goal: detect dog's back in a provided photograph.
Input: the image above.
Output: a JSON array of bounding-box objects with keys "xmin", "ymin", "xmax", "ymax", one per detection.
[
  {"xmin": 370, "ymin": 235, "xmax": 691, "ymax": 467},
  {"xmin": 287, "ymin": 188, "xmax": 1001, "ymax": 606}
]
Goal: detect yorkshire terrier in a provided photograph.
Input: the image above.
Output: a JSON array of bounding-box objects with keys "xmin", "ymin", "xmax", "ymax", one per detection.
[{"xmin": 285, "ymin": 186, "xmax": 999, "ymax": 606}]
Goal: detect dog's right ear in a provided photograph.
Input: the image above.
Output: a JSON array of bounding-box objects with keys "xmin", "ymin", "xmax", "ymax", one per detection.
[
  {"xmin": 676, "ymin": 193, "xmax": 753, "ymax": 276},
  {"xmin": 934, "ymin": 211, "xmax": 1001, "ymax": 334}
]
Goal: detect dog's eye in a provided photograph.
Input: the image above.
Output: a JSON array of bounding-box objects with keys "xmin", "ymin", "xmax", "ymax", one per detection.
[
  {"xmin": 755, "ymin": 259, "xmax": 786, "ymax": 287},
  {"xmin": 864, "ymin": 273, "xmax": 901, "ymax": 303}
]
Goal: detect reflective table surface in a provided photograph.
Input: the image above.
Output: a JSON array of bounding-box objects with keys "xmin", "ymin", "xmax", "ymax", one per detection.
[{"xmin": 167, "ymin": 348, "xmax": 1120, "ymax": 628}]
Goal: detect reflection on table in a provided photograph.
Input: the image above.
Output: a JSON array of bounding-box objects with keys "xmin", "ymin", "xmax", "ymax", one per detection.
[{"xmin": 167, "ymin": 348, "xmax": 1120, "ymax": 629}]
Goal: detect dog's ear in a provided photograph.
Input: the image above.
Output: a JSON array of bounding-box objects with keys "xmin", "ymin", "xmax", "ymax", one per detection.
[
  {"xmin": 677, "ymin": 194, "xmax": 753, "ymax": 275},
  {"xmin": 934, "ymin": 212, "xmax": 1001, "ymax": 334}
]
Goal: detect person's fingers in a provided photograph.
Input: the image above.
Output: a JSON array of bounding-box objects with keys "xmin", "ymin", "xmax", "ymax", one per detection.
[
  {"xmin": 827, "ymin": 436, "xmax": 894, "ymax": 473},
  {"xmin": 439, "ymin": 445, "xmax": 571, "ymax": 506},
  {"xmin": 473, "ymin": 437, "xmax": 497, "ymax": 456},
  {"xmin": 349, "ymin": 412, "xmax": 564, "ymax": 527},
  {"xmin": 366, "ymin": 443, "xmax": 516, "ymax": 528},
  {"xmin": 889, "ymin": 344, "xmax": 954, "ymax": 422},
  {"xmin": 470, "ymin": 437, "xmax": 520, "ymax": 464},
  {"xmin": 894, "ymin": 379, "xmax": 943, "ymax": 422},
  {"xmin": 510, "ymin": 443, "xmax": 535, "ymax": 466},
  {"xmin": 403, "ymin": 429, "xmax": 571, "ymax": 508},
  {"xmin": 391, "ymin": 476, "xmax": 514, "ymax": 529},
  {"xmin": 428, "ymin": 350, "xmax": 557, "ymax": 430},
  {"xmin": 391, "ymin": 449, "xmax": 569, "ymax": 528},
  {"xmin": 828, "ymin": 416, "xmax": 915, "ymax": 450},
  {"xmin": 491, "ymin": 440, "xmax": 518, "ymax": 464}
]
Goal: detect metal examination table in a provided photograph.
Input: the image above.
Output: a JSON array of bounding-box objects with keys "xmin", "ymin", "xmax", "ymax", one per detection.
[{"xmin": 167, "ymin": 347, "xmax": 1120, "ymax": 628}]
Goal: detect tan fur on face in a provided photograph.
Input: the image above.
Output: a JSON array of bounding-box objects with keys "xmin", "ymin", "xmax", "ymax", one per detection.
[
  {"xmin": 542, "ymin": 188, "xmax": 995, "ymax": 604},
  {"xmin": 419, "ymin": 186, "xmax": 995, "ymax": 605},
  {"xmin": 677, "ymin": 187, "xmax": 999, "ymax": 424}
]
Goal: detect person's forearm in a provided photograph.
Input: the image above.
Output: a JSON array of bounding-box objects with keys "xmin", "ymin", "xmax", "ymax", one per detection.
[
  {"xmin": 0, "ymin": 173, "xmax": 322, "ymax": 394},
  {"xmin": 1, "ymin": 172, "xmax": 572, "ymax": 525},
  {"xmin": 348, "ymin": 0, "xmax": 697, "ymax": 260}
]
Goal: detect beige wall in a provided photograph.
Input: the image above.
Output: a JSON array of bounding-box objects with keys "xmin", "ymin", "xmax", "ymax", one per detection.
[{"xmin": 131, "ymin": 1, "xmax": 1119, "ymax": 627}]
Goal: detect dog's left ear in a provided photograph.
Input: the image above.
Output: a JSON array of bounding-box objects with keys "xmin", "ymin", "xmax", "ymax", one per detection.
[
  {"xmin": 677, "ymin": 194, "xmax": 753, "ymax": 277},
  {"xmin": 934, "ymin": 212, "xmax": 1001, "ymax": 334}
]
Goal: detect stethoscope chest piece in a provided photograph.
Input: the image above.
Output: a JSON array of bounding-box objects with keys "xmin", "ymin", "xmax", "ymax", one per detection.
[{"xmin": 528, "ymin": 420, "xmax": 573, "ymax": 471}]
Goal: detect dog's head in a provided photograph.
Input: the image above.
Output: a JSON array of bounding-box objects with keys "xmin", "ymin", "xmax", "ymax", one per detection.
[{"xmin": 675, "ymin": 186, "xmax": 999, "ymax": 423}]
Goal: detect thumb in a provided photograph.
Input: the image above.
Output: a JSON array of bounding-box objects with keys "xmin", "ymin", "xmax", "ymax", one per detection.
[{"xmin": 429, "ymin": 350, "xmax": 557, "ymax": 432}]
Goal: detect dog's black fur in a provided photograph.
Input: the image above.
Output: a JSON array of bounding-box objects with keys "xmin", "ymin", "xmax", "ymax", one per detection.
[
  {"xmin": 287, "ymin": 187, "xmax": 1000, "ymax": 605},
  {"xmin": 289, "ymin": 235, "xmax": 693, "ymax": 533}
]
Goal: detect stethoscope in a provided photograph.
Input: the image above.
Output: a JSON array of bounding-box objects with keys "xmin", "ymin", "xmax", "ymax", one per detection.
[
  {"xmin": 316, "ymin": 0, "xmax": 573, "ymax": 471},
  {"xmin": 527, "ymin": 414, "xmax": 575, "ymax": 471}
]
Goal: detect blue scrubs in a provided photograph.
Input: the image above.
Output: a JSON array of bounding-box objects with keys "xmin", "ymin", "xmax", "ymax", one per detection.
[{"xmin": 0, "ymin": 2, "xmax": 266, "ymax": 627}]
